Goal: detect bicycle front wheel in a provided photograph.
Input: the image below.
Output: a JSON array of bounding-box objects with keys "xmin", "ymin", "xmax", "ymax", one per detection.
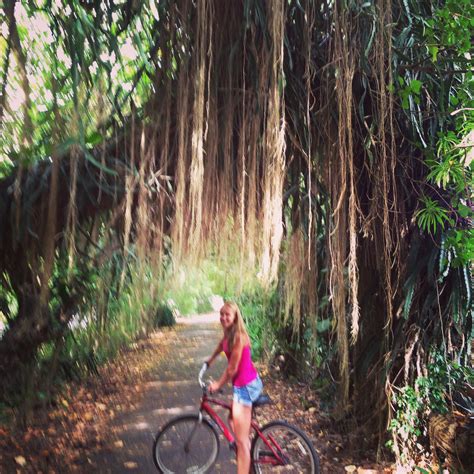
[
  {"xmin": 153, "ymin": 414, "xmax": 220, "ymax": 473},
  {"xmin": 251, "ymin": 420, "xmax": 320, "ymax": 473}
]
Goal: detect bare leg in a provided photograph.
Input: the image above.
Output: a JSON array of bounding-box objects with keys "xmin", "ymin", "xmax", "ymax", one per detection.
[
  {"xmin": 228, "ymin": 412, "xmax": 235, "ymax": 434},
  {"xmin": 232, "ymin": 400, "xmax": 252, "ymax": 474}
]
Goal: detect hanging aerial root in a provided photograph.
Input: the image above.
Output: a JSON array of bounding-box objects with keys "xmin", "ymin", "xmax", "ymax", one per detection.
[{"xmin": 260, "ymin": 0, "xmax": 286, "ymax": 286}]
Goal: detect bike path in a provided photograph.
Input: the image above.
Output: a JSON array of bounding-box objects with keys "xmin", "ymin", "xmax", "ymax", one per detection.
[{"xmin": 88, "ymin": 313, "xmax": 236, "ymax": 473}]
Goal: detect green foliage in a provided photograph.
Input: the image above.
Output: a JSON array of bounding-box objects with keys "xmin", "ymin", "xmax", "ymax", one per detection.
[
  {"xmin": 153, "ymin": 304, "xmax": 176, "ymax": 327},
  {"xmin": 1, "ymin": 0, "xmax": 161, "ymax": 170},
  {"xmin": 397, "ymin": 77, "xmax": 423, "ymax": 110},
  {"xmin": 236, "ymin": 284, "xmax": 332, "ymax": 385},
  {"xmin": 411, "ymin": 0, "xmax": 474, "ymax": 265},
  {"xmin": 415, "ymin": 196, "xmax": 452, "ymax": 234},
  {"xmin": 414, "ymin": 112, "xmax": 473, "ymax": 242},
  {"xmin": 417, "ymin": 122, "xmax": 473, "ymax": 266},
  {"xmin": 415, "ymin": 467, "xmax": 435, "ymax": 474},
  {"xmin": 163, "ymin": 265, "xmax": 215, "ymax": 316},
  {"xmin": 0, "ymin": 272, "xmax": 17, "ymax": 324},
  {"xmin": 389, "ymin": 384, "xmax": 423, "ymax": 446},
  {"xmin": 40, "ymin": 258, "xmax": 173, "ymax": 392},
  {"xmin": 162, "ymin": 252, "xmax": 262, "ymax": 316},
  {"xmin": 395, "ymin": 14, "xmax": 474, "ymax": 453},
  {"xmin": 421, "ymin": 351, "xmax": 473, "ymax": 414},
  {"xmin": 427, "ymin": 132, "xmax": 469, "ymax": 191},
  {"xmin": 196, "ymin": 297, "xmax": 213, "ymax": 314},
  {"xmin": 424, "ymin": 0, "xmax": 474, "ymax": 54},
  {"xmin": 0, "ymin": 4, "xmax": 471, "ymax": 467},
  {"xmin": 236, "ymin": 288, "xmax": 277, "ymax": 359},
  {"xmin": 388, "ymin": 351, "xmax": 473, "ymax": 461},
  {"xmin": 442, "ymin": 228, "xmax": 474, "ymax": 268}
]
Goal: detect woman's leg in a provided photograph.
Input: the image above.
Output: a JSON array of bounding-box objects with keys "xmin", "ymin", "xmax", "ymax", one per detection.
[{"xmin": 232, "ymin": 400, "xmax": 253, "ymax": 474}]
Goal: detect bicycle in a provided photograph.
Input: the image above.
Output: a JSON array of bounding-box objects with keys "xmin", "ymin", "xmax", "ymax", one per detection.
[{"xmin": 152, "ymin": 363, "xmax": 320, "ymax": 473}]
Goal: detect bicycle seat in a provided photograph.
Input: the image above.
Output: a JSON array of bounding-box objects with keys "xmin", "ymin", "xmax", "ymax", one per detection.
[{"xmin": 253, "ymin": 393, "xmax": 272, "ymax": 407}]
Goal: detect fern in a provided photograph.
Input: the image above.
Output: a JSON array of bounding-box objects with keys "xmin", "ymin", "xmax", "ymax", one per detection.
[{"xmin": 415, "ymin": 197, "xmax": 452, "ymax": 234}]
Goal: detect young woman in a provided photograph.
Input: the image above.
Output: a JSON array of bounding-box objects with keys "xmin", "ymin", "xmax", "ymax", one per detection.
[{"xmin": 206, "ymin": 301, "xmax": 263, "ymax": 474}]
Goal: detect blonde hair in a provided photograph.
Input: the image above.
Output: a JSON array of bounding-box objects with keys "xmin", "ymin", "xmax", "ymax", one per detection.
[{"xmin": 221, "ymin": 301, "xmax": 249, "ymax": 352}]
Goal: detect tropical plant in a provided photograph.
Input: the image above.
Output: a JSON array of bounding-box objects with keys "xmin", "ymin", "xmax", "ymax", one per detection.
[{"xmin": 0, "ymin": 1, "xmax": 472, "ymax": 468}]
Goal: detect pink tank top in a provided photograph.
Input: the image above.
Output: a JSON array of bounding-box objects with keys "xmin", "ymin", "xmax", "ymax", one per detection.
[{"xmin": 222, "ymin": 338, "xmax": 258, "ymax": 387}]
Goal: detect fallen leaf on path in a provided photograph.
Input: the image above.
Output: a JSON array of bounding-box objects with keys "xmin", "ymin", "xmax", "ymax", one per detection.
[
  {"xmin": 1, "ymin": 325, "xmax": 395, "ymax": 473},
  {"xmin": 15, "ymin": 455, "xmax": 26, "ymax": 466}
]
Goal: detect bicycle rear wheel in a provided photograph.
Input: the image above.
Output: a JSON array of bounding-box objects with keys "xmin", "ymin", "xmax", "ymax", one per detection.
[
  {"xmin": 251, "ymin": 420, "xmax": 320, "ymax": 473},
  {"xmin": 153, "ymin": 414, "xmax": 220, "ymax": 473}
]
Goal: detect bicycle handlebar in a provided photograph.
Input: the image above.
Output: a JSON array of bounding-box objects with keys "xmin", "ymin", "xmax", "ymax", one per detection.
[
  {"xmin": 199, "ymin": 362, "xmax": 208, "ymax": 388},
  {"xmin": 199, "ymin": 362, "xmax": 224, "ymax": 394}
]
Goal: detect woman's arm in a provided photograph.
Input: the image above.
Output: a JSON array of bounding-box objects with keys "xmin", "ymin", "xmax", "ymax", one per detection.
[
  {"xmin": 209, "ymin": 334, "xmax": 244, "ymax": 391},
  {"xmin": 206, "ymin": 338, "xmax": 224, "ymax": 367}
]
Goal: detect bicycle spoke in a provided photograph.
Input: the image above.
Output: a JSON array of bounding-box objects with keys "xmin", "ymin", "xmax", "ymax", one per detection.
[
  {"xmin": 251, "ymin": 421, "xmax": 320, "ymax": 473},
  {"xmin": 153, "ymin": 415, "xmax": 219, "ymax": 473}
]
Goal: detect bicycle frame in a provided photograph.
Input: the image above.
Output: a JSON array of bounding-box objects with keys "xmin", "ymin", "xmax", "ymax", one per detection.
[
  {"xmin": 154, "ymin": 366, "xmax": 319, "ymax": 473},
  {"xmin": 199, "ymin": 390, "xmax": 287, "ymax": 467}
]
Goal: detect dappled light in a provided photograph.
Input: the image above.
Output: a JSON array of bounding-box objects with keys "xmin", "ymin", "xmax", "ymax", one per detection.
[{"xmin": 0, "ymin": 0, "xmax": 472, "ymax": 473}]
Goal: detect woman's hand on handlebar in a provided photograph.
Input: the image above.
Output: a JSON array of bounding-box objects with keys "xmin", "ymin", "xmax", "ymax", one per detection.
[{"xmin": 208, "ymin": 381, "xmax": 221, "ymax": 394}]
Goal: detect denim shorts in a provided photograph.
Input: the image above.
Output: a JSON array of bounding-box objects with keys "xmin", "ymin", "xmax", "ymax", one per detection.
[{"xmin": 233, "ymin": 376, "xmax": 263, "ymax": 407}]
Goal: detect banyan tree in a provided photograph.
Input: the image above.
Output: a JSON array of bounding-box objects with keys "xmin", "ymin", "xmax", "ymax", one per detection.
[{"xmin": 1, "ymin": 0, "xmax": 472, "ymax": 465}]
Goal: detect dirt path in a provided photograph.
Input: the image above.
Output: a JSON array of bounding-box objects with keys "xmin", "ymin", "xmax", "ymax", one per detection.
[
  {"xmin": 88, "ymin": 312, "xmax": 236, "ymax": 473},
  {"xmin": 1, "ymin": 313, "xmax": 394, "ymax": 473}
]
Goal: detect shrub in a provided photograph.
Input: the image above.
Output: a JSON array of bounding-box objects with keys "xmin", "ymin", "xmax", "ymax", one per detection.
[
  {"xmin": 388, "ymin": 351, "xmax": 474, "ymax": 466},
  {"xmin": 154, "ymin": 303, "xmax": 176, "ymax": 327}
]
